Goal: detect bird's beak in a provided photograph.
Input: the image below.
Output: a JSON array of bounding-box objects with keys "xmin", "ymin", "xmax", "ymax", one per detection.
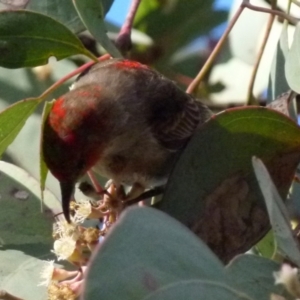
[{"xmin": 59, "ymin": 180, "xmax": 75, "ymax": 223}]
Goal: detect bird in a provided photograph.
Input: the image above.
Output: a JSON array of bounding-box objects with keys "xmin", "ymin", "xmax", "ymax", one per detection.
[{"xmin": 42, "ymin": 59, "xmax": 212, "ymax": 222}]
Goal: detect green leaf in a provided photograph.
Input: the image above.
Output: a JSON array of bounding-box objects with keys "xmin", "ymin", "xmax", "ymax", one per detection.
[
  {"xmin": 26, "ymin": 0, "xmax": 114, "ymax": 34},
  {"xmin": 0, "ymin": 161, "xmax": 60, "ymax": 253},
  {"xmin": 26, "ymin": 0, "xmax": 85, "ymax": 33},
  {"xmin": 40, "ymin": 101, "xmax": 54, "ymax": 193},
  {"xmin": 226, "ymin": 255, "xmax": 290, "ymax": 300},
  {"xmin": 252, "ymin": 157, "xmax": 300, "ymax": 266},
  {"xmin": 134, "ymin": 0, "xmax": 227, "ymax": 59},
  {"xmin": 0, "ymin": 10, "xmax": 96, "ymax": 68},
  {"xmin": 267, "ymin": 26, "xmax": 289, "ymax": 101},
  {"xmin": 267, "ymin": 26, "xmax": 297, "ymax": 121},
  {"xmin": 83, "ymin": 206, "xmax": 227, "ymax": 300},
  {"xmin": 285, "ymin": 23, "xmax": 300, "ymax": 93},
  {"xmin": 158, "ymin": 107, "xmax": 300, "ymax": 263},
  {"xmin": 0, "ymin": 162, "xmax": 61, "ymax": 298},
  {"xmin": 0, "ymin": 251, "xmax": 49, "ymax": 300},
  {"xmin": 0, "ymin": 98, "xmax": 40, "ymax": 156},
  {"xmin": 255, "ymin": 230, "xmax": 276, "ymax": 259},
  {"xmin": 73, "ymin": 0, "xmax": 122, "ymax": 58},
  {"xmin": 142, "ymin": 280, "xmax": 253, "ymax": 300}
]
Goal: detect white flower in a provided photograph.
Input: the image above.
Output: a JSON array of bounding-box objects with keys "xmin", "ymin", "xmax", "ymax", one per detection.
[
  {"xmin": 39, "ymin": 260, "xmax": 55, "ymax": 286},
  {"xmin": 53, "ymin": 218, "xmax": 80, "ymax": 240},
  {"xmin": 274, "ymin": 264, "xmax": 300, "ymax": 298},
  {"xmin": 74, "ymin": 199, "xmax": 92, "ymax": 223},
  {"xmin": 52, "ymin": 236, "xmax": 76, "ymax": 261},
  {"xmin": 39, "ymin": 260, "xmax": 80, "ymax": 287},
  {"xmin": 274, "ymin": 264, "xmax": 298, "ymax": 285}
]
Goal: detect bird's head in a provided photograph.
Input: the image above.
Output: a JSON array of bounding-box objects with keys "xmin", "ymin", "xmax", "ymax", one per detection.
[{"xmin": 42, "ymin": 84, "xmax": 115, "ymax": 222}]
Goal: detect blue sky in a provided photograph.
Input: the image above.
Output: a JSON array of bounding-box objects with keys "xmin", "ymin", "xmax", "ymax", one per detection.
[{"xmin": 106, "ymin": 0, "xmax": 233, "ymax": 26}]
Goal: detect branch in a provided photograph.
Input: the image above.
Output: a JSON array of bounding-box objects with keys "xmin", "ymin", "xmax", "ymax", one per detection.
[
  {"xmin": 40, "ymin": 54, "xmax": 111, "ymax": 99},
  {"xmin": 243, "ymin": 1, "xmax": 298, "ymax": 24},
  {"xmin": 186, "ymin": 5, "xmax": 245, "ymax": 94},
  {"xmin": 246, "ymin": 5, "xmax": 276, "ymax": 105},
  {"xmin": 115, "ymin": 0, "xmax": 142, "ymax": 53}
]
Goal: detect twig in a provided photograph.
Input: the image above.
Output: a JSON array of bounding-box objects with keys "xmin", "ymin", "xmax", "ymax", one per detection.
[
  {"xmin": 123, "ymin": 186, "xmax": 165, "ymax": 206},
  {"xmin": 87, "ymin": 171, "xmax": 105, "ymax": 194},
  {"xmin": 115, "ymin": 0, "xmax": 142, "ymax": 52},
  {"xmin": 186, "ymin": 5, "xmax": 245, "ymax": 94},
  {"xmin": 242, "ymin": 1, "xmax": 298, "ymax": 24},
  {"xmin": 246, "ymin": 2, "xmax": 276, "ymax": 105},
  {"xmin": 186, "ymin": 0, "xmax": 296, "ymax": 96},
  {"xmin": 40, "ymin": 54, "xmax": 111, "ymax": 100}
]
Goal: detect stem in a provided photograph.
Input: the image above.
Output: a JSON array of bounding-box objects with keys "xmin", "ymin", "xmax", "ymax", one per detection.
[
  {"xmin": 87, "ymin": 171, "xmax": 105, "ymax": 194},
  {"xmin": 186, "ymin": 5, "xmax": 245, "ymax": 94},
  {"xmin": 243, "ymin": 2, "xmax": 297, "ymax": 24},
  {"xmin": 246, "ymin": 9, "xmax": 275, "ymax": 105},
  {"xmin": 40, "ymin": 54, "xmax": 111, "ymax": 100},
  {"xmin": 186, "ymin": 0, "xmax": 295, "ymax": 96},
  {"xmin": 123, "ymin": 186, "xmax": 165, "ymax": 206},
  {"xmin": 115, "ymin": 0, "xmax": 142, "ymax": 52}
]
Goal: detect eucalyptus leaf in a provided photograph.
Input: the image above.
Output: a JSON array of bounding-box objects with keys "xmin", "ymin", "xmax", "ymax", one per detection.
[
  {"xmin": 73, "ymin": 0, "xmax": 122, "ymax": 58},
  {"xmin": 285, "ymin": 23, "xmax": 300, "ymax": 93},
  {"xmin": 255, "ymin": 230, "xmax": 276, "ymax": 259},
  {"xmin": 83, "ymin": 206, "xmax": 226, "ymax": 300},
  {"xmin": 0, "ymin": 10, "xmax": 95, "ymax": 68},
  {"xmin": 159, "ymin": 107, "xmax": 300, "ymax": 262},
  {"xmin": 0, "ymin": 161, "xmax": 60, "ymax": 251},
  {"xmin": 226, "ymin": 255, "xmax": 291, "ymax": 300},
  {"xmin": 0, "ymin": 251, "xmax": 50, "ymax": 300},
  {"xmin": 252, "ymin": 157, "xmax": 300, "ymax": 266},
  {"xmin": 0, "ymin": 98, "xmax": 40, "ymax": 156},
  {"xmin": 26, "ymin": 0, "xmax": 84, "ymax": 33},
  {"xmin": 267, "ymin": 26, "xmax": 289, "ymax": 102},
  {"xmin": 26, "ymin": 0, "xmax": 115, "ymax": 34},
  {"xmin": 134, "ymin": 0, "xmax": 227, "ymax": 60},
  {"xmin": 142, "ymin": 280, "xmax": 253, "ymax": 300}
]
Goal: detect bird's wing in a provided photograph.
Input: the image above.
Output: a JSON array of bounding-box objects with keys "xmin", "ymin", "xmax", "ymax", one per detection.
[{"xmin": 150, "ymin": 93, "xmax": 212, "ymax": 151}]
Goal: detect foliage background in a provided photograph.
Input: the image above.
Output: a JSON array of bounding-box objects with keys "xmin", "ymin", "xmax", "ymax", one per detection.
[{"xmin": 1, "ymin": 0, "xmax": 300, "ymax": 299}]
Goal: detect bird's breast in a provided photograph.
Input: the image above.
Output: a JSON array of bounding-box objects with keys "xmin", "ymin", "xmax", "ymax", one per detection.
[{"xmin": 92, "ymin": 141, "xmax": 175, "ymax": 188}]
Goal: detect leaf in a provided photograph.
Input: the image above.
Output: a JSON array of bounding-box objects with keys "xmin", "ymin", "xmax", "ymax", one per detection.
[
  {"xmin": 26, "ymin": 0, "xmax": 114, "ymax": 34},
  {"xmin": 26, "ymin": 0, "xmax": 84, "ymax": 33},
  {"xmin": 285, "ymin": 23, "xmax": 300, "ymax": 93},
  {"xmin": 73, "ymin": 0, "xmax": 122, "ymax": 58},
  {"xmin": 252, "ymin": 157, "xmax": 300, "ymax": 266},
  {"xmin": 255, "ymin": 230, "xmax": 276, "ymax": 259},
  {"xmin": 0, "ymin": 161, "xmax": 60, "ymax": 296},
  {"xmin": 0, "ymin": 161, "xmax": 60, "ymax": 250},
  {"xmin": 0, "ymin": 98, "xmax": 40, "ymax": 156},
  {"xmin": 267, "ymin": 26, "xmax": 297, "ymax": 121},
  {"xmin": 39, "ymin": 101, "xmax": 54, "ymax": 193},
  {"xmin": 158, "ymin": 107, "xmax": 300, "ymax": 263},
  {"xmin": 0, "ymin": 251, "xmax": 49, "ymax": 300},
  {"xmin": 134, "ymin": 0, "xmax": 227, "ymax": 59},
  {"xmin": 0, "ymin": 10, "xmax": 96, "ymax": 68},
  {"xmin": 267, "ymin": 24, "xmax": 289, "ymax": 102},
  {"xmin": 226, "ymin": 255, "xmax": 291, "ymax": 300},
  {"xmin": 83, "ymin": 206, "xmax": 227, "ymax": 300},
  {"xmin": 142, "ymin": 280, "xmax": 253, "ymax": 300}
]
